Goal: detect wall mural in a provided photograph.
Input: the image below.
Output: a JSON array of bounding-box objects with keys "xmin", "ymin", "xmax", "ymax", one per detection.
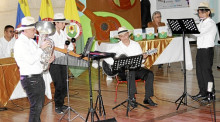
[{"xmin": 76, "ymin": 0, "xmax": 141, "ymax": 44}]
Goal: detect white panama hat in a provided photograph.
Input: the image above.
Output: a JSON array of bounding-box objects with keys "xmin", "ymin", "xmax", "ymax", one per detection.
[
  {"xmin": 53, "ymin": 13, "xmax": 70, "ymax": 23},
  {"xmin": 114, "ymin": 26, "xmax": 132, "ymax": 38},
  {"xmin": 16, "ymin": 16, "xmax": 36, "ymax": 31},
  {"xmin": 197, "ymin": 2, "xmax": 214, "ymax": 13}
]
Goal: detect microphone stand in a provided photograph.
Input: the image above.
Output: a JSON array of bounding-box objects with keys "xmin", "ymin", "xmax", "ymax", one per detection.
[{"xmin": 59, "ymin": 42, "xmax": 85, "ymax": 121}]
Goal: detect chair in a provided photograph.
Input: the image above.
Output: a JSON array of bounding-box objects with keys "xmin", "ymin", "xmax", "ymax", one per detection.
[{"xmin": 114, "ymin": 75, "xmax": 145, "ymax": 102}]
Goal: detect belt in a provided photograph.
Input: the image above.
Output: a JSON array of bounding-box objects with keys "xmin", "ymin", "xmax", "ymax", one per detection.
[
  {"xmin": 198, "ymin": 47, "xmax": 213, "ymax": 49},
  {"xmin": 20, "ymin": 73, "xmax": 43, "ymax": 78}
]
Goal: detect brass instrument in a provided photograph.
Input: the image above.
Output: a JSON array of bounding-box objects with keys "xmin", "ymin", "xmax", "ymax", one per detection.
[{"xmin": 35, "ymin": 21, "xmax": 55, "ymax": 71}]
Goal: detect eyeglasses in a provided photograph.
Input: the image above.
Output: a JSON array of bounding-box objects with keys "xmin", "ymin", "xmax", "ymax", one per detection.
[{"xmin": 154, "ymin": 16, "xmax": 161, "ymax": 19}]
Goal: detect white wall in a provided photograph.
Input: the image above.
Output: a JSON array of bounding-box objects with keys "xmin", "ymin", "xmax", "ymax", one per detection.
[{"xmin": 149, "ymin": 0, "xmax": 210, "ymax": 24}]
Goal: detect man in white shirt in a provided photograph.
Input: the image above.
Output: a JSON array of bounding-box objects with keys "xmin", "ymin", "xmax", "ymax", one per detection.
[
  {"xmin": 0, "ymin": 25, "xmax": 16, "ymax": 58},
  {"xmin": 105, "ymin": 27, "xmax": 157, "ymax": 107},
  {"xmin": 49, "ymin": 13, "xmax": 74, "ymax": 114},
  {"xmin": 14, "ymin": 16, "xmax": 53, "ymax": 122},
  {"xmin": 192, "ymin": 2, "xmax": 217, "ymax": 103}
]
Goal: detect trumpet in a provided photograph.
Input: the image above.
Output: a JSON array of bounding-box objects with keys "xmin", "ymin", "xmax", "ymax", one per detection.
[{"xmin": 35, "ymin": 21, "xmax": 56, "ymax": 71}]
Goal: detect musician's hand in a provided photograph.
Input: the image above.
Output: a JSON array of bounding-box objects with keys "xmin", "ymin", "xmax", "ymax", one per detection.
[
  {"xmin": 64, "ymin": 44, "xmax": 68, "ymax": 49},
  {"xmin": 143, "ymin": 54, "xmax": 148, "ymax": 59},
  {"xmin": 48, "ymin": 53, "xmax": 55, "ymax": 63},
  {"xmin": 40, "ymin": 40, "xmax": 50, "ymax": 49}
]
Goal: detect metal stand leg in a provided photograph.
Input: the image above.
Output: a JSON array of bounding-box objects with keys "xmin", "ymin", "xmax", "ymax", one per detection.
[
  {"xmin": 175, "ymin": 31, "xmax": 194, "ymax": 110},
  {"xmin": 85, "ymin": 54, "xmax": 99, "ymax": 122},
  {"xmin": 59, "ymin": 52, "xmax": 85, "ymax": 122},
  {"xmin": 94, "ymin": 59, "xmax": 106, "ymax": 118},
  {"xmin": 112, "ymin": 70, "xmax": 149, "ymax": 116}
]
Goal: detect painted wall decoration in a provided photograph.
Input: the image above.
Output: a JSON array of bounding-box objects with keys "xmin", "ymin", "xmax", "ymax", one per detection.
[
  {"xmin": 76, "ymin": 0, "xmax": 141, "ymax": 44},
  {"xmin": 156, "ymin": 0, "xmax": 189, "ymax": 9}
]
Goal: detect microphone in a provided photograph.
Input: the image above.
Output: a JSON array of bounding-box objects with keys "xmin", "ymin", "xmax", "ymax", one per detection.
[{"xmin": 207, "ymin": 82, "xmax": 213, "ymax": 101}]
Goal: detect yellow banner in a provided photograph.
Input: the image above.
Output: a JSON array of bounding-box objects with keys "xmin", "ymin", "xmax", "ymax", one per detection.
[{"xmin": 64, "ymin": 0, "xmax": 80, "ymax": 22}]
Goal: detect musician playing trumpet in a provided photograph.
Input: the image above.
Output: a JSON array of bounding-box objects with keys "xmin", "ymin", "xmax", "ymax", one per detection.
[
  {"xmin": 105, "ymin": 27, "xmax": 157, "ymax": 107},
  {"xmin": 49, "ymin": 13, "xmax": 74, "ymax": 114}
]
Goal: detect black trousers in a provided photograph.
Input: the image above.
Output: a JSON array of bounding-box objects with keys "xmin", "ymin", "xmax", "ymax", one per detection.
[
  {"xmin": 20, "ymin": 75, "xmax": 45, "ymax": 122},
  {"xmin": 118, "ymin": 67, "xmax": 154, "ymax": 99},
  {"xmin": 49, "ymin": 64, "xmax": 67, "ymax": 107},
  {"xmin": 196, "ymin": 47, "xmax": 214, "ymax": 96}
]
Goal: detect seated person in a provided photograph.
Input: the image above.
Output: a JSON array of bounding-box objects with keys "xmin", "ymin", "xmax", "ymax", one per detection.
[
  {"xmin": 0, "ymin": 25, "xmax": 16, "ymax": 58},
  {"xmin": 104, "ymin": 27, "xmax": 157, "ymax": 106},
  {"xmin": 147, "ymin": 11, "xmax": 165, "ymax": 33},
  {"xmin": 148, "ymin": 11, "xmax": 165, "ymax": 68}
]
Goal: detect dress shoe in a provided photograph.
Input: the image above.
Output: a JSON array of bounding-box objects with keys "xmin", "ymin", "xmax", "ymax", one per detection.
[
  {"xmin": 55, "ymin": 106, "xmax": 64, "ymax": 114},
  {"xmin": 143, "ymin": 98, "xmax": 157, "ymax": 106},
  {"xmin": 130, "ymin": 98, "xmax": 137, "ymax": 108},
  {"xmin": 191, "ymin": 93, "xmax": 206, "ymax": 100},
  {"xmin": 217, "ymin": 66, "xmax": 220, "ymax": 70},
  {"xmin": 201, "ymin": 95, "xmax": 216, "ymax": 103},
  {"xmin": 62, "ymin": 105, "xmax": 68, "ymax": 111}
]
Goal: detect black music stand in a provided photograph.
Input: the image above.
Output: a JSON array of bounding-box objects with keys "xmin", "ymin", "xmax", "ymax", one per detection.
[
  {"xmin": 89, "ymin": 51, "xmax": 116, "ymax": 119},
  {"xmin": 112, "ymin": 55, "xmax": 149, "ymax": 116},
  {"xmin": 80, "ymin": 37, "xmax": 101, "ymax": 122},
  {"xmin": 167, "ymin": 18, "xmax": 200, "ymax": 110}
]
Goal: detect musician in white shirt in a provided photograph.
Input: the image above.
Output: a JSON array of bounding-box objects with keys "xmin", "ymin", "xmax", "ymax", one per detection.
[
  {"xmin": 0, "ymin": 25, "xmax": 16, "ymax": 58},
  {"xmin": 105, "ymin": 27, "xmax": 157, "ymax": 107},
  {"xmin": 192, "ymin": 2, "xmax": 217, "ymax": 103},
  {"xmin": 14, "ymin": 16, "xmax": 53, "ymax": 122},
  {"xmin": 49, "ymin": 13, "xmax": 74, "ymax": 114}
]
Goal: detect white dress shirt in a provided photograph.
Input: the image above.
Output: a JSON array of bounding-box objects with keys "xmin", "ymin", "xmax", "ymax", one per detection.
[
  {"xmin": 105, "ymin": 40, "xmax": 143, "ymax": 65},
  {"xmin": 0, "ymin": 37, "xmax": 16, "ymax": 58},
  {"xmin": 49, "ymin": 30, "xmax": 73, "ymax": 59},
  {"xmin": 14, "ymin": 33, "xmax": 44, "ymax": 75},
  {"xmin": 195, "ymin": 17, "xmax": 217, "ymax": 48}
]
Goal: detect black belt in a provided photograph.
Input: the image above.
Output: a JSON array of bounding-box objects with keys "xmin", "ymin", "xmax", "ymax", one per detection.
[
  {"xmin": 20, "ymin": 73, "xmax": 43, "ymax": 78},
  {"xmin": 198, "ymin": 47, "xmax": 213, "ymax": 50}
]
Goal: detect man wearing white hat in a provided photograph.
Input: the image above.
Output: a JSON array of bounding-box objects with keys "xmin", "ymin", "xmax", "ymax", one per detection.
[
  {"xmin": 105, "ymin": 26, "xmax": 157, "ymax": 107},
  {"xmin": 14, "ymin": 16, "xmax": 53, "ymax": 122},
  {"xmin": 49, "ymin": 13, "xmax": 74, "ymax": 114},
  {"xmin": 192, "ymin": 2, "xmax": 217, "ymax": 103}
]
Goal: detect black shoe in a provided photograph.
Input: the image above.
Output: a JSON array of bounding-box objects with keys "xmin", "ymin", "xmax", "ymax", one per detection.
[
  {"xmin": 62, "ymin": 105, "xmax": 68, "ymax": 111},
  {"xmin": 201, "ymin": 95, "xmax": 216, "ymax": 103},
  {"xmin": 217, "ymin": 66, "xmax": 220, "ymax": 70},
  {"xmin": 130, "ymin": 98, "xmax": 137, "ymax": 108},
  {"xmin": 191, "ymin": 93, "xmax": 206, "ymax": 100},
  {"xmin": 143, "ymin": 98, "xmax": 157, "ymax": 106},
  {"xmin": 55, "ymin": 107, "xmax": 64, "ymax": 114}
]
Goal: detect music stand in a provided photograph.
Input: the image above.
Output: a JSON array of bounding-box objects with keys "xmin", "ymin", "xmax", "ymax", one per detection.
[
  {"xmin": 112, "ymin": 55, "xmax": 149, "ymax": 116},
  {"xmin": 167, "ymin": 18, "xmax": 200, "ymax": 110},
  {"xmin": 89, "ymin": 51, "xmax": 116, "ymax": 119},
  {"xmin": 79, "ymin": 37, "xmax": 101, "ymax": 122}
]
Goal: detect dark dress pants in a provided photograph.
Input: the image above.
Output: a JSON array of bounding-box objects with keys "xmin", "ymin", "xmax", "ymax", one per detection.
[
  {"xmin": 49, "ymin": 64, "xmax": 67, "ymax": 107},
  {"xmin": 21, "ymin": 75, "xmax": 45, "ymax": 122},
  {"xmin": 118, "ymin": 67, "xmax": 154, "ymax": 99},
  {"xmin": 196, "ymin": 47, "xmax": 214, "ymax": 96}
]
